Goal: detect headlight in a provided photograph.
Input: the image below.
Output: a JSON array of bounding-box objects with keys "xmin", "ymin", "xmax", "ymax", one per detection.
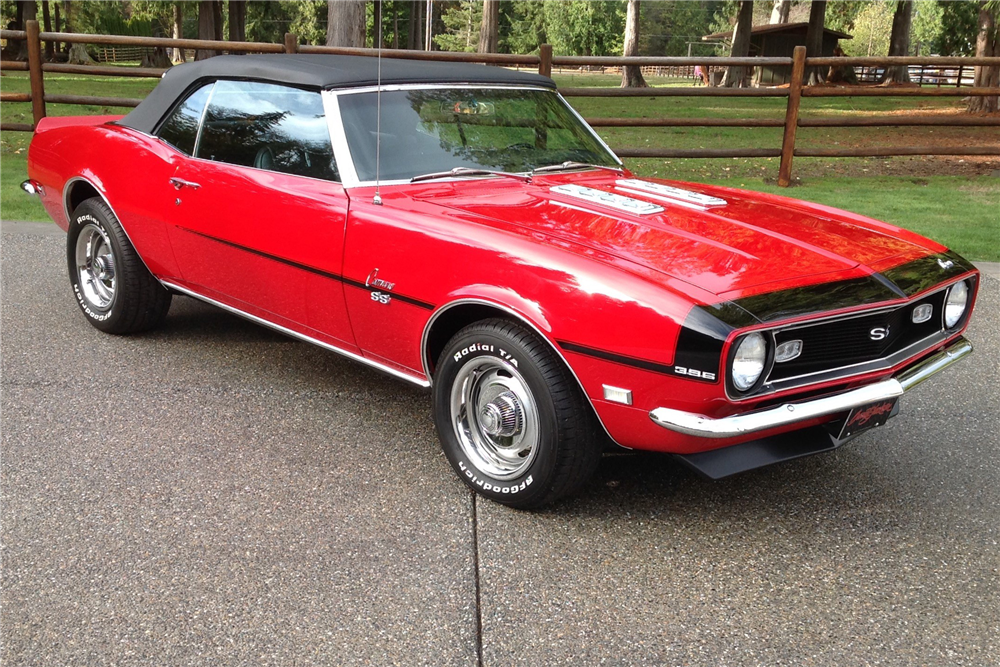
[
  {"xmin": 731, "ymin": 332, "xmax": 767, "ymax": 392},
  {"xmin": 944, "ymin": 280, "xmax": 969, "ymax": 328}
]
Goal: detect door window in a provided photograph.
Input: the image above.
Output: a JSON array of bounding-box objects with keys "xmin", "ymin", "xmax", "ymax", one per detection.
[
  {"xmin": 156, "ymin": 83, "xmax": 213, "ymax": 156},
  {"xmin": 196, "ymin": 80, "xmax": 339, "ymax": 182}
]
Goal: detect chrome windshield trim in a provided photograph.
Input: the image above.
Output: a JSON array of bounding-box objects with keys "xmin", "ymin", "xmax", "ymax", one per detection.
[
  {"xmin": 322, "ymin": 90, "xmax": 360, "ymax": 188},
  {"xmin": 557, "ymin": 91, "xmax": 623, "ymax": 167},
  {"xmin": 327, "ymin": 84, "xmax": 622, "ymax": 186},
  {"xmin": 329, "ymin": 83, "xmax": 556, "ymax": 96},
  {"xmin": 162, "ymin": 281, "xmax": 431, "ymax": 388},
  {"xmin": 191, "ymin": 81, "xmax": 216, "ymax": 158},
  {"xmin": 652, "ymin": 337, "xmax": 972, "ymax": 438}
]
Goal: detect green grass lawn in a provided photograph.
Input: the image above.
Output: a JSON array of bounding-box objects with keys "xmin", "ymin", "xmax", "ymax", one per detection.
[{"xmin": 2, "ymin": 71, "xmax": 997, "ymax": 261}]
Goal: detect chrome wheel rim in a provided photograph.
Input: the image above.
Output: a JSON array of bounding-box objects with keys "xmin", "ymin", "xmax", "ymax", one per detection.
[
  {"xmin": 450, "ymin": 357, "xmax": 540, "ymax": 481},
  {"xmin": 75, "ymin": 223, "xmax": 116, "ymax": 311}
]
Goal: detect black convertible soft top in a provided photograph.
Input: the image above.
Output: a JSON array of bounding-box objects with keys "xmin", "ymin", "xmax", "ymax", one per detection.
[{"xmin": 118, "ymin": 53, "xmax": 556, "ymax": 134}]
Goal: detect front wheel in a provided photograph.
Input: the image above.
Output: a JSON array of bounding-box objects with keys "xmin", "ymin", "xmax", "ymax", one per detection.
[
  {"xmin": 67, "ymin": 198, "xmax": 172, "ymax": 334},
  {"xmin": 433, "ymin": 319, "xmax": 602, "ymax": 509}
]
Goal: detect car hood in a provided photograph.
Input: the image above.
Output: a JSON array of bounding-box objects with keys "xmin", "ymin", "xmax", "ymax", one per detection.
[{"xmin": 411, "ymin": 173, "xmax": 942, "ymax": 299}]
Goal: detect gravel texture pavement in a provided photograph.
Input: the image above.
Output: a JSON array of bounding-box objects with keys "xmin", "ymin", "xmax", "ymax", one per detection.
[{"xmin": 2, "ymin": 220, "xmax": 997, "ymax": 666}]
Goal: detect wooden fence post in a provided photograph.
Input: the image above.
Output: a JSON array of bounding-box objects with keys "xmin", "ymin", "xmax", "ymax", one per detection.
[
  {"xmin": 539, "ymin": 43, "xmax": 552, "ymax": 78},
  {"xmin": 284, "ymin": 32, "xmax": 298, "ymax": 54},
  {"xmin": 26, "ymin": 19, "xmax": 46, "ymax": 127},
  {"xmin": 778, "ymin": 45, "xmax": 806, "ymax": 187}
]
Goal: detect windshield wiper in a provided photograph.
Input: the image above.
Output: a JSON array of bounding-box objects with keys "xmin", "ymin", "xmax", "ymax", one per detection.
[
  {"xmin": 410, "ymin": 167, "xmax": 532, "ymax": 183},
  {"xmin": 531, "ymin": 161, "xmax": 625, "ymax": 176}
]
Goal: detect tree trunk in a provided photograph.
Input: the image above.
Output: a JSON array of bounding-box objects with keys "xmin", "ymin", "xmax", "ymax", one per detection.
[
  {"xmin": 15, "ymin": 1, "xmax": 37, "ymax": 61},
  {"xmin": 53, "ymin": 1, "xmax": 59, "ymax": 54},
  {"xmin": 373, "ymin": 0, "xmax": 382, "ymax": 47},
  {"xmin": 41, "ymin": 0, "xmax": 52, "ymax": 60},
  {"xmin": 620, "ymin": 0, "xmax": 647, "ymax": 87},
  {"xmin": 407, "ymin": 0, "xmax": 420, "ymax": 49},
  {"xmin": 881, "ymin": 1, "xmax": 913, "ymax": 84},
  {"xmin": 326, "ymin": 0, "xmax": 366, "ymax": 48},
  {"xmin": 770, "ymin": 0, "xmax": 790, "ymax": 24},
  {"xmin": 62, "ymin": 0, "xmax": 70, "ymax": 49},
  {"xmin": 967, "ymin": 2, "xmax": 999, "ymax": 113},
  {"xmin": 229, "ymin": 0, "xmax": 246, "ymax": 52},
  {"xmin": 67, "ymin": 42, "xmax": 94, "ymax": 65},
  {"xmin": 212, "ymin": 0, "xmax": 223, "ymax": 42},
  {"xmin": 722, "ymin": 0, "xmax": 753, "ymax": 88},
  {"xmin": 478, "ymin": 0, "xmax": 499, "ymax": 54},
  {"xmin": 172, "ymin": 2, "xmax": 185, "ymax": 63},
  {"xmin": 804, "ymin": 0, "xmax": 826, "ymax": 85},
  {"xmin": 142, "ymin": 13, "xmax": 172, "ymax": 68},
  {"xmin": 196, "ymin": 0, "xmax": 216, "ymax": 60}
]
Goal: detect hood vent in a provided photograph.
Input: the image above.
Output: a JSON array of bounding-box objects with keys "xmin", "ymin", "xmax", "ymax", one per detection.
[
  {"xmin": 616, "ymin": 179, "xmax": 728, "ymax": 208},
  {"xmin": 550, "ymin": 184, "xmax": 664, "ymax": 216}
]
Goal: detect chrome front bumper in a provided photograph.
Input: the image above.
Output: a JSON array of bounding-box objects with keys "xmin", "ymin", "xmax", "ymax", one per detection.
[{"xmin": 649, "ymin": 337, "xmax": 973, "ymax": 439}]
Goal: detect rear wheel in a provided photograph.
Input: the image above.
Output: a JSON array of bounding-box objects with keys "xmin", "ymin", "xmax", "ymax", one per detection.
[
  {"xmin": 67, "ymin": 198, "xmax": 171, "ymax": 334},
  {"xmin": 433, "ymin": 319, "xmax": 602, "ymax": 509}
]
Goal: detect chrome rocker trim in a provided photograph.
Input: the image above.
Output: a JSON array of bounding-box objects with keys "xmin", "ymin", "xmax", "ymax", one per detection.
[
  {"xmin": 162, "ymin": 281, "xmax": 431, "ymax": 388},
  {"xmin": 649, "ymin": 337, "xmax": 972, "ymax": 439}
]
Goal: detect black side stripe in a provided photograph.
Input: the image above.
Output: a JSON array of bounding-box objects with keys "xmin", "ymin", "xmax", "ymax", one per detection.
[
  {"xmin": 182, "ymin": 228, "xmax": 434, "ymax": 310},
  {"xmin": 341, "ymin": 276, "xmax": 435, "ymax": 310},
  {"xmin": 558, "ymin": 340, "xmax": 676, "ymax": 375}
]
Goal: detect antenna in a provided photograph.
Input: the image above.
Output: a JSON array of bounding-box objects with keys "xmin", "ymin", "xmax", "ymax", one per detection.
[{"xmin": 373, "ymin": 12, "xmax": 383, "ymax": 206}]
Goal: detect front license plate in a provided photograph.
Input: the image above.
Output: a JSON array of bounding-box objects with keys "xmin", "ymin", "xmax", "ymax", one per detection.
[{"xmin": 839, "ymin": 398, "xmax": 898, "ymax": 439}]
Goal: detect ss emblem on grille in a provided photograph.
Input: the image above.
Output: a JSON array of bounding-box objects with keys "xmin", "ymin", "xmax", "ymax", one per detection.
[{"xmin": 869, "ymin": 326, "xmax": 890, "ymax": 341}]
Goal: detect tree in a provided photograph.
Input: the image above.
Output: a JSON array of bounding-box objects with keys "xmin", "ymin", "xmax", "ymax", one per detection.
[
  {"xmin": 721, "ymin": 0, "xmax": 753, "ymax": 87},
  {"xmin": 229, "ymin": 0, "xmax": 246, "ymax": 45},
  {"xmin": 881, "ymin": 1, "xmax": 913, "ymax": 83},
  {"xmin": 639, "ymin": 0, "xmax": 715, "ymax": 57},
  {"xmin": 842, "ymin": 0, "xmax": 894, "ymax": 57},
  {"xmin": 967, "ymin": 1, "xmax": 999, "ymax": 113},
  {"xmin": 478, "ymin": 0, "xmax": 498, "ymax": 53},
  {"xmin": 935, "ymin": 0, "xmax": 981, "ymax": 55},
  {"xmin": 621, "ymin": 0, "xmax": 647, "ymax": 87},
  {"xmin": 436, "ymin": 0, "xmax": 479, "ymax": 52},
  {"xmin": 408, "ymin": 0, "xmax": 424, "ymax": 49},
  {"xmin": 804, "ymin": 0, "xmax": 827, "ymax": 85},
  {"xmin": 172, "ymin": 2, "xmax": 184, "ymax": 63},
  {"xmin": 542, "ymin": 0, "xmax": 624, "ymax": 57},
  {"xmin": 15, "ymin": 0, "xmax": 36, "ymax": 60},
  {"xmin": 770, "ymin": 0, "xmax": 790, "ymax": 24},
  {"xmin": 212, "ymin": 0, "xmax": 223, "ymax": 41},
  {"xmin": 327, "ymin": 0, "xmax": 366, "ymax": 47},
  {"xmin": 41, "ymin": 0, "xmax": 52, "ymax": 60},
  {"xmin": 195, "ymin": 0, "xmax": 216, "ymax": 60}
]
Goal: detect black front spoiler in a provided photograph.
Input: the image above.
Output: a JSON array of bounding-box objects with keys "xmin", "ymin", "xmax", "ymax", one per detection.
[{"xmin": 673, "ymin": 403, "xmax": 900, "ymax": 480}]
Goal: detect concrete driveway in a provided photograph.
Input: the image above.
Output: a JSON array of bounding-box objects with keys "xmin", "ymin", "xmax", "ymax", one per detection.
[{"xmin": 3, "ymin": 221, "xmax": 997, "ymax": 666}]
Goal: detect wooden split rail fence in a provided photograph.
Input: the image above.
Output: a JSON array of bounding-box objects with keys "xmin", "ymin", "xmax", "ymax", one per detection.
[{"xmin": 2, "ymin": 21, "xmax": 998, "ymax": 186}]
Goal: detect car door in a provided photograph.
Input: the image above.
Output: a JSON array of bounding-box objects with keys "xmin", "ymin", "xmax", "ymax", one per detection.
[{"xmin": 163, "ymin": 80, "xmax": 357, "ymax": 351}]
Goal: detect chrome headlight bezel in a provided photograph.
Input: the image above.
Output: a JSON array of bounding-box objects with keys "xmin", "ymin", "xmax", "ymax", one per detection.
[
  {"xmin": 943, "ymin": 279, "xmax": 970, "ymax": 329},
  {"xmin": 728, "ymin": 331, "xmax": 772, "ymax": 394}
]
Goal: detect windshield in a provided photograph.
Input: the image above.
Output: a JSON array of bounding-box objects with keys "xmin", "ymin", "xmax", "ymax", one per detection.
[{"xmin": 337, "ymin": 87, "xmax": 619, "ymax": 182}]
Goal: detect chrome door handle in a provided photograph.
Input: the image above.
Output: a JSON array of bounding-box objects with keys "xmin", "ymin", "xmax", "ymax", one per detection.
[{"xmin": 169, "ymin": 177, "xmax": 201, "ymax": 190}]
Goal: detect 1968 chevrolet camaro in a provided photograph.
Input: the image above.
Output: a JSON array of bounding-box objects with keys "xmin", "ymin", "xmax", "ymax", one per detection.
[{"xmin": 24, "ymin": 55, "xmax": 978, "ymax": 508}]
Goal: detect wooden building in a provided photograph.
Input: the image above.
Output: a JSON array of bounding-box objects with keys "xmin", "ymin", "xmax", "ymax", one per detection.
[{"xmin": 702, "ymin": 22, "xmax": 852, "ymax": 86}]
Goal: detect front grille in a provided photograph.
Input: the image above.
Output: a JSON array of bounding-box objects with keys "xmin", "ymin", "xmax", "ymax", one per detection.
[{"xmin": 769, "ymin": 290, "xmax": 947, "ymax": 381}]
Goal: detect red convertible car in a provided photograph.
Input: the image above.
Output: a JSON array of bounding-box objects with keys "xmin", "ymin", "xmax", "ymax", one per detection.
[{"xmin": 24, "ymin": 55, "xmax": 978, "ymax": 508}]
